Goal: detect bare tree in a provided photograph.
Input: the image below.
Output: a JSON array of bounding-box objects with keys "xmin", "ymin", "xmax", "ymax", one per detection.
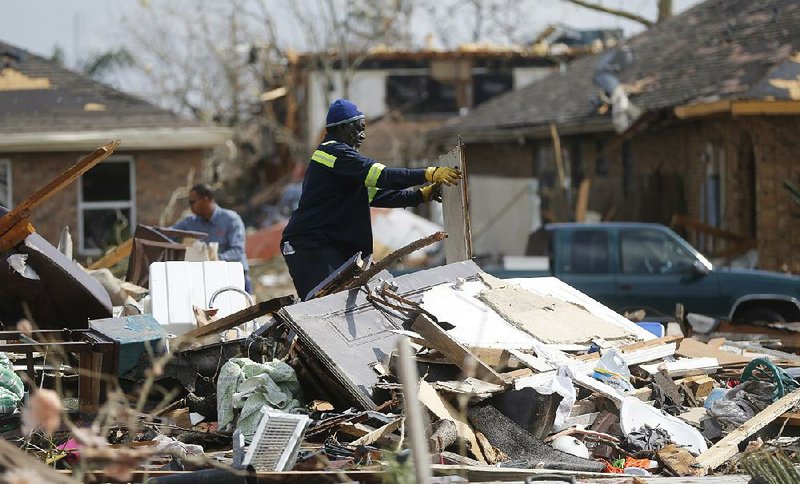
[{"xmin": 563, "ymin": 0, "xmax": 673, "ymax": 28}]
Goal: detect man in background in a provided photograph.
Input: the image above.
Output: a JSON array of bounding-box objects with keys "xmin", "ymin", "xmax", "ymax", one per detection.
[{"xmin": 172, "ymin": 183, "xmax": 251, "ymax": 292}]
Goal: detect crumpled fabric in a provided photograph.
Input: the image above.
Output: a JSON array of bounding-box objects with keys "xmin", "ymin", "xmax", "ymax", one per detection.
[
  {"xmin": 152, "ymin": 434, "xmax": 204, "ymax": 460},
  {"xmin": 0, "ymin": 353, "xmax": 24, "ymax": 415},
  {"xmin": 217, "ymin": 358, "xmax": 302, "ymax": 441},
  {"xmin": 708, "ymin": 380, "xmax": 774, "ymax": 431},
  {"xmin": 624, "ymin": 424, "xmax": 671, "ymax": 452}
]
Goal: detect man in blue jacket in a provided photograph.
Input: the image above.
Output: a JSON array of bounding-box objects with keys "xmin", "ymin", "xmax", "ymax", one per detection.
[{"xmin": 281, "ymin": 99, "xmax": 461, "ymax": 300}]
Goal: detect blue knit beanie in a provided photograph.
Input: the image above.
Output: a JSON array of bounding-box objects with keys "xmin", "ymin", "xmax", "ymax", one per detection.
[{"xmin": 325, "ymin": 99, "xmax": 365, "ymax": 128}]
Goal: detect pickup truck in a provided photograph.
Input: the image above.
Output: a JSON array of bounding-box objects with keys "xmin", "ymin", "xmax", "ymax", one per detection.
[{"xmin": 488, "ymin": 223, "xmax": 800, "ymax": 323}]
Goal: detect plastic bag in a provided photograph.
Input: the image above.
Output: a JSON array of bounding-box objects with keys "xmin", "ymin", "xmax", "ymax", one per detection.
[{"xmin": 593, "ymin": 348, "xmax": 634, "ymax": 393}]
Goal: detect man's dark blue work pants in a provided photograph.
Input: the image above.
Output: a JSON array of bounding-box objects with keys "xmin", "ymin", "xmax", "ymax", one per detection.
[{"xmin": 283, "ymin": 245, "xmax": 352, "ymax": 301}]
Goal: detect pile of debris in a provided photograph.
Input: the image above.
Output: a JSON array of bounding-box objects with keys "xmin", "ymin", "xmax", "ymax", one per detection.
[
  {"xmin": 3, "ymin": 254, "xmax": 800, "ymax": 482},
  {"xmin": 2, "ymin": 143, "xmax": 800, "ymax": 483}
]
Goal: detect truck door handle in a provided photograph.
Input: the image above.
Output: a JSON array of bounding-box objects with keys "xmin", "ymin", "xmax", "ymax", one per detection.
[{"xmin": 618, "ymin": 284, "xmax": 632, "ymax": 291}]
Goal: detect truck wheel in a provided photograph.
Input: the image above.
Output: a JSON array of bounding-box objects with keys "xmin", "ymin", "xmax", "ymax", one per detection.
[{"xmin": 735, "ymin": 307, "xmax": 787, "ymax": 324}]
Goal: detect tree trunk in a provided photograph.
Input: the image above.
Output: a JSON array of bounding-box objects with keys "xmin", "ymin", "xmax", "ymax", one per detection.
[{"xmin": 657, "ymin": 0, "xmax": 673, "ymax": 23}]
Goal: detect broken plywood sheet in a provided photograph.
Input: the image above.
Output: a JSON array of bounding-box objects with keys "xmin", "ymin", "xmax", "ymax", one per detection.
[
  {"xmin": 439, "ymin": 143, "xmax": 472, "ymax": 264},
  {"xmin": 276, "ymin": 261, "xmax": 482, "ymax": 409},
  {"xmin": 478, "ymin": 285, "xmax": 634, "ymax": 345}
]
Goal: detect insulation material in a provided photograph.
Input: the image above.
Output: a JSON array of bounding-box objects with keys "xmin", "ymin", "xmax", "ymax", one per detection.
[{"xmin": 478, "ymin": 285, "xmax": 633, "ymax": 345}]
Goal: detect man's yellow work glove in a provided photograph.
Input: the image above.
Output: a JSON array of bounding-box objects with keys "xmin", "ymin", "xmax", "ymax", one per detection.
[
  {"xmin": 425, "ymin": 166, "xmax": 462, "ymax": 186},
  {"xmin": 420, "ymin": 183, "xmax": 442, "ymax": 203}
]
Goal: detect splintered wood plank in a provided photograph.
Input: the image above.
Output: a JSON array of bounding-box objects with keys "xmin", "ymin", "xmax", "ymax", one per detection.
[
  {"xmin": 411, "ymin": 314, "xmax": 506, "ymax": 386},
  {"xmin": 440, "ymin": 141, "xmax": 471, "ymax": 264},
  {"xmin": 181, "ymin": 295, "xmax": 296, "ymax": 341},
  {"xmin": 696, "ymin": 389, "xmax": 800, "ymax": 470},
  {"xmin": 479, "ymin": 285, "xmax": 633, "ymax": 345},
  {"xmin": 676, "ymin": 338, "xmax": 752, "ymax": 366},
  {"xmin": 88, "ymin": 238, "xmax": 133, "ymax": 270},
  {"xmin": 657, "ymin": 444, "xmax": 706, "ymax": 477},
  {"xmin": 418, "ymin": 380, "xmax": 486, "ymax": 464}
]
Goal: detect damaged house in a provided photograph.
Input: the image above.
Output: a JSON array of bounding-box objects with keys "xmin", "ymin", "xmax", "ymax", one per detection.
[
  {"xmin": 0, "ymin": 40, "xmax": 231, "ymax": 256},
  {"xmin": 428, "ymin": 0, "xmax": 800, "ymax": 273}
]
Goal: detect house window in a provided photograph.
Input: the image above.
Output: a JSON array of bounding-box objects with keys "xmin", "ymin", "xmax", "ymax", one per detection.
[
  {"xmin": 78, "ymin": 157, "xmax": 136, "ymax": 254},
  {"xmin": 472, "ymin": 73, "xmax": 513, "ymax": 106},
  {"xmin": 0, "ymin": 160, "xmax": 11, "ymax": 208},
  {"xmin": 386, "ymin": 75, "xmax": 458, "ymax": 114}
]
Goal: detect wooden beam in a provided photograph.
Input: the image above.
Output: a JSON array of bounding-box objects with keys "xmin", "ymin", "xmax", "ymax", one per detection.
[
  {"xmin": 575, "ymin": 178, "xmax": 592, "ymax": 222},
  {"xmin": 342, "ymin": 231, "xmax": 447, "ymax": 291},
  {"xmin": 411, "ymin": 314, "xmax": 506, "ymax": 386},
  {"xmin": 0, "ymin": 141, "xmax": 120, "ymax": 237},
  {"xmin": 179, "ymin": 295, "xmax": 296, "ymax": 342},
  {"xmin": 696, "ymin": 389, "xmax": 800, "ymax": 470},
  {"xmin": 657, "ymin": 444, "xmax": 706, "ymax": 477},
  {"xmin": 0, "ymin": 218, "xmax": 35, "ymax": 252},
  {"xmin": 731, "ymin": 100, "xmax": 800, "ymax": 116},
  {"xmin": 88, "ymin": 238, "xmax": 133, "ymax": 270}
]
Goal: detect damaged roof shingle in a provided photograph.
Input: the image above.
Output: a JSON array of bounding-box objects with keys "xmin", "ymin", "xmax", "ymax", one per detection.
[
  {"xmin": 0, "ymin": 40, "xmax": 204, "ymax": 134},
  {"xmin": 431, "ymin": 0, "xmax": 800, "ymax": 138}
]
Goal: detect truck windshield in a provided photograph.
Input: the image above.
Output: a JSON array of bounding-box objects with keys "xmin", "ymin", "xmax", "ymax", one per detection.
[{"xmin": 620, "ymin": 229, "xmax": 698, "ymax": 274}]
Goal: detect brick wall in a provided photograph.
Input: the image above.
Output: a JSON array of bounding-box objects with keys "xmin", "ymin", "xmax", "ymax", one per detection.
[
  {"xmin": 602, "ymin": 116, "xmax": 800, "ymax": 272},
  {"xmin": 464, "ymin": 114, "xmax": 800, "ymax": 272},
  {"xmin": 3, "ymin": 149, "xmax": 205, "ymax": 253}
]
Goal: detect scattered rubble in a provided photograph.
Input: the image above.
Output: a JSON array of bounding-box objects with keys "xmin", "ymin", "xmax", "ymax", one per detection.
[{"xmin": 2, "ymin": 144, "xmax": 800, "ymax": 483}]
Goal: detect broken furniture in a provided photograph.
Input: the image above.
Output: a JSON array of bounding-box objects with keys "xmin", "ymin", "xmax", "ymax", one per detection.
[
  {"xmin": 89, "ymin": 314, "xmax": 167, "ymax": 376},
  {"xmin": 125, "ymin": 224, "xmax": 208, "ymax": 288},
  {"xmin": 0, "ymin": 328, "xmax": 119, "ymax": 412},
  {"xmin": 0, "ymin": 215, "xmax": 112, "ymax": 328}
]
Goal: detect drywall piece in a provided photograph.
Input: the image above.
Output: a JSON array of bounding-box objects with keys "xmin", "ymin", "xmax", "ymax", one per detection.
[
  {"xmin": 697, "ymin": 389, "xmax": 800, "ymax": 470},
  {"xmin": 639, "ymin": 357, "xmax": 720, "ymax": 377},
  {"xmin": 439, "ymin": 143, "xmax": 472, "ymax": 264},
  {"xmin": 411, "ymin": 313, "xmax": 506, "ymax": 385},
  {"xmin": 149, "ymin": 261, "xmax": 248, "ymax": 335},
  {"xmin": 242, "ymin": 407, "xmax": 309, "ymax": 471},
  {"xmin": 502, "ymin": 276, "xmax": 654, "ymax": 341},
  {"xmin": 479, "ymin": 285, "xmax": 634, "ymax": 345},
  {"xmin": 418, "ymin": 379, "xmax": 487, "ymax": 464},
  {"xmin": 421, "ymin": 281, "xmax": 542, "ymax": 350},
  {"xmin": 619, "ymin": 396, "xmax": 708, "ymax": 455},
  {"xmin": 676, "ymin": 338, "xmax": 753, "ymax": 365},
  {"xmin": 276, "ymin": 261, "xmax": 482, "ymax": 409},
  {"xmin": 508, "ymin": 349, "xmax": 555, "ymax": 372}
]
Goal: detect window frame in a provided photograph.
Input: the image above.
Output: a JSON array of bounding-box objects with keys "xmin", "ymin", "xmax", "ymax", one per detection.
[
  {"xmin": 0, "ymin": 159, "xmax": 11, "ymax": 208},
  {"xmin": 619, "ymin": 228, "xmax": 698, "ymax": 275},
  {"xmin": 560, "ymin": 228, "xmax": 610, "ymax": 275},
  {"xmin": 77, "ymin": 155, "xmax": 136, "ymax": 255}
]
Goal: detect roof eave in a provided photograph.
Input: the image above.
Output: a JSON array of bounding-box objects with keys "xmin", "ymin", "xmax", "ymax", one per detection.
[
  {"xmin": 428, "ymin": 117, "xmax": 614, "ymax": 144},
  {"xmin": 0, "ymin": 127, "xmax": 233, "ymax": 152}
]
